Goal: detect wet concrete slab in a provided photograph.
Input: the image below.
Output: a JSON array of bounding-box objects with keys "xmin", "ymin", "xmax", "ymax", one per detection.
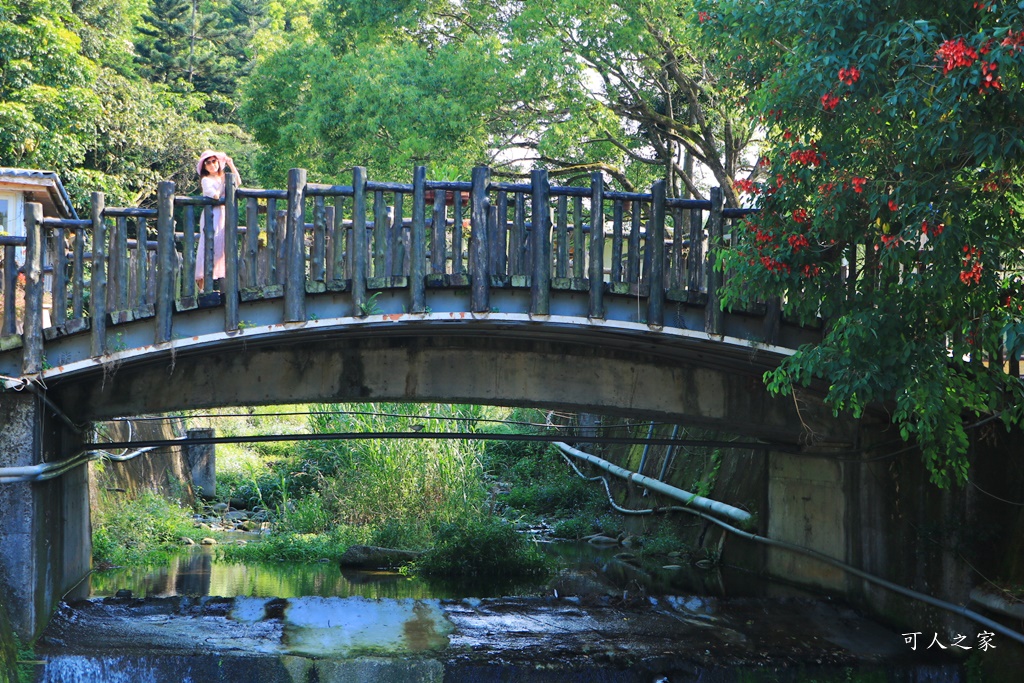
[{"xmin": 35, "ymin": 594, "xmax": 965, "ymax": 682}]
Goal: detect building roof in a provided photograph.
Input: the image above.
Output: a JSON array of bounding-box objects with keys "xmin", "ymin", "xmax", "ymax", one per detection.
[{"xmin": 0, "ymin": 168, "xmax": 78, "ymax": 220}]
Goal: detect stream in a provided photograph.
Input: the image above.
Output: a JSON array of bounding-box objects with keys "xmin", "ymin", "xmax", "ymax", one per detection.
[{"xmin": 29, "ymin": 542, "xmax": 987, "ymax": 682}]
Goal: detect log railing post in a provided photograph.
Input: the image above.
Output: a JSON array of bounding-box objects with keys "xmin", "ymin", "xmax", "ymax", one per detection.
[
  {"xmin": 531, "ymin": 169, "xmax": 551, "ymax": 315},
  {"xmin": 224, "ymin": 171, "xmax": 239, "ymax": 331},
  {"xmin": 22, "ymin": 203, "xmax": 44, "ymax": 374},
  {"xmin": 155, "ymin": 181, "xmax": 176, "ymax": 343},
  {"xmin": 90, "ymin": 192, "xmax": 107, "ymax": 356},
  {"xmin": 470, "ymin": 166, "xmax": 490, "ymax": 312},
  {"xmin": 72, "ymin": 221, "xmax": 86, "ymax": 320},
  {"xmin": 588, "ymin": 171, "xmax": 605, "ymax": 319},
  {"xmin": 351, "ymin": 166, "xmax": 368, "ymax": 315},
  {"xmin": 647, "ymin": 179, "xmax": 666, "ymax": 327},
  {"xmin": 410, "ymin": 166, "xmax": 427, "ymax": 313},
  {"xmin": 284, "ymin": 168, "xmax": 306, "ymax": 322},
  {"xmin": 704, "ymin": 186, "xmax": 724, "ymax": 335}
]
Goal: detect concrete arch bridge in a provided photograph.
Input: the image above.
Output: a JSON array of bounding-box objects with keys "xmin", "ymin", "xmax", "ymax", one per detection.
[{"xmin": 0, "ymin": 166, "xmax": 866, "ymax": 641}]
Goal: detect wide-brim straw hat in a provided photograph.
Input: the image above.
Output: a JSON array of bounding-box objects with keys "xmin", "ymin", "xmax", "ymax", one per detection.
[{"xmin": 196, "ymin": 150, "xmax": 227, "ymax": 176}]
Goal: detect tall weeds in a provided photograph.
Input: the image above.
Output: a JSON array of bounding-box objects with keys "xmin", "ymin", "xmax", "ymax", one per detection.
[{"xmin": 285, "ymin": 403, "xmax": 496, "ymax": 545}]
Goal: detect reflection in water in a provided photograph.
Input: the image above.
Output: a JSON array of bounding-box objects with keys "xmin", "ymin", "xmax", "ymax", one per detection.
[{"xmin": 91, "ymin": 541, "xmax": 779, "ymax": 601}]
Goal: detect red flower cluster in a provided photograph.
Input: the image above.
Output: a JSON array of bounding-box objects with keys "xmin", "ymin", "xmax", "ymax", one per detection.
[
  {"xmin": 760, "ymin": 255, "xmax": 791, "ymax": 274},
  {"xmin": 920, "ymin": 220, "xmax": 945, "ymax": 237},
  {"xmin": 880, "ymin": 234, "xmax": 901, "ymax": 248},
  {"xmin": 851, "ymin": 176, "xmax": 867, "ymax": 193},
  {"xmin": 698, "ymin": 11, "xmax": 711, "ymax": 23},
  {"xmin": 801, "ymin": 264, "xmax": 821, "ymax": 278},
  {"xmin": 979, "ymin": 61, "xmax": 1001, "ymax": 92},
  {"xmin": 838, "ymin": 66, "xmax": 861, "ymax": 85},
  {"xmin": 753, "ymin": 227, "xmax": 775, "ymax": 244},
  {"xmin": 787, "ymin": 234, "xmax": 810, "ymax": 251},
  {"xmin": 887, "ymin": 199, "xmax": 899, "ymax": 213},
  {"xmin": 820, "ymin": 92, "xmax": 839, "ymax": 110},
  {"xmin": 960, "ymin": 246, "xmax": 982, "ymax": 284},
  {"xmin": 937, "ymin": 38, "xmax": 978, "ymax": 73},
  {"xmin": 791, "ymin": 209, "xmax": 809, "ymax": 224},
  {"xmin": 789, "ymin": 148, "xmax": 824, "ymax": 166},
  {"xmin": 734, "ymin": 178, "xmax": 759, "ymax": 194},
  {"xmin": 1002, "ymin": 29, "xmax": 1024, "ymax": 53}
]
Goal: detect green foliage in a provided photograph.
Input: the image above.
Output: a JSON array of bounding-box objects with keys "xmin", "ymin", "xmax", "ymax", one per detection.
[
  {"xmin": 699, "ymin": 0, "xmax": 1024, "ymax": 485},
  {"xmin": 411, "ymin": 518, "xmax": 548, "ymax": 579},
  {"xmin": 92, "ymin": 491, "xmax": 201, "ymax": 565},
  {"xmin": 218, "ymin": 525, "xmax": 370, "ymax": 563}
]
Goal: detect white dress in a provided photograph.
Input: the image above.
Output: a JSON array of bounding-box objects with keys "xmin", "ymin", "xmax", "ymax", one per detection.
[{"xmin": 195, "ymin": 174, "xmax": 232, "ymax": 281}]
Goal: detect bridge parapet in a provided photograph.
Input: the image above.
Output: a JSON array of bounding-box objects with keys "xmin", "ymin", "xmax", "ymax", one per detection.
[{"xmin": 0, "ymin": 166, "xmax": 777, "ymax": 380}]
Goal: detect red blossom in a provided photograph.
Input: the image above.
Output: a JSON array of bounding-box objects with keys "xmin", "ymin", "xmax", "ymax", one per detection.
[
  {"xmin": 820, "ymin": 92, "xmax": 839, "ymax": 111},
  {"xmin": 734, "ymin": 179, "xmax": 758, "ymax": 194},
  {"xmin": 960, "ymin": 246, "xmax": 983, "ymax": 284},
  {"xmin": 936, "ymin": 38, "xmax": 978, "ymax": 74},
  {"xmin": 887, "ymin": 199, "xmax": 899, "ymax": 212},
  {"xmin": 921, "ymin": 220, "xmax": 945, "ymax": 237},
  {"xmin": 880, "ymin": 234, "xmax": 901, "ymax": 248},
  {"xmin": 851, "ymin": 176, "xmax": 867, "ymax": 193},
  {"xmin": 791, "ymin": 209, "xmax": 809, "ymax": 224},
  {"xmin": 698, "ymin": 11, "xmax": 711, "ymax": 23},
  {"xmin": 801, "ymin": 264, "xmax": 821, "ymax": 278},
  {"xmin": 789, "ymin": 147, "xmax": 824, "ymax": 166},
  {"xmin": 1001, "ymin": 30, "xmax": 1024, "ymax": 53},
  {"xmin": 838, "ymin": 66, "xmax": 861, "ymax": 85},
  {"xmin": 979, "ymin": 61, "xmax": 1001, "ymax": 92},
  {"xmin": 787, "ymin": 234, "xmax": 810, "ymax": 251}
]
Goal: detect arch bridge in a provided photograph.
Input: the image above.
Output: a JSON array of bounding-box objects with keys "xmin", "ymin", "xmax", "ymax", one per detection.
[{"xmin": 0, "ymin": 166, "xmax": 857, "ymax": 640}]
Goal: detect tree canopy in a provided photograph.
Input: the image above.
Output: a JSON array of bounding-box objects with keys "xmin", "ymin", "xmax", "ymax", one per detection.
[{"xmin": 698, "ymin": 0, "xmax": 1024, "ymax": 485}]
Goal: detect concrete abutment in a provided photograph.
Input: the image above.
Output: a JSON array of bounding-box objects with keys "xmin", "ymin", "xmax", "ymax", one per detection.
[{"xmin": 0, "ymin": 391, "xmax": 91, "ymax": 642}]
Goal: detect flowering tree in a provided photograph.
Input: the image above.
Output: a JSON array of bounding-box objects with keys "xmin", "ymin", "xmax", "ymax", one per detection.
[{"xmin": 698, "ymin": 1, "xmax": 1024, "ymax": 485}]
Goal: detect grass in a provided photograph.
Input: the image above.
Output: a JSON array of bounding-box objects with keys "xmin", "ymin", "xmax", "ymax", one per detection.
[{"xmin": 92, "ymin": 492, "xmax": 203, "ymax": 566}]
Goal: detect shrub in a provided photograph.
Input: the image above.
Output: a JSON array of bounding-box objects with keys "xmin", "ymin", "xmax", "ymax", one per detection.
[
  {"xmin": 412, "ymin": 518, "xmax": 548, "ymax": 580},
  {"xmin": 92, "ymin": 492, "xmax": 200, "ymax": 566}
]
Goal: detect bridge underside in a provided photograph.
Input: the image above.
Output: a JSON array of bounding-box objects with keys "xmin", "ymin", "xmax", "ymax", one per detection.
[{"xmin": 44, "ymin": 312, "xmax": 853, "ymax": 449}]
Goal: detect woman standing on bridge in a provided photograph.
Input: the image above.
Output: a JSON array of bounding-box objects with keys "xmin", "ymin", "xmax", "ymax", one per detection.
[{"xmin": 195, "ymin": 150, "xmax": 241, "ymax": 291}]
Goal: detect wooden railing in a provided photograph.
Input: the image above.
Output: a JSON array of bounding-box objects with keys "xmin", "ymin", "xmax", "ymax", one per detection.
[{"xmin": 0, "ymin": 167, "xmax": 757, "ymax": 376}]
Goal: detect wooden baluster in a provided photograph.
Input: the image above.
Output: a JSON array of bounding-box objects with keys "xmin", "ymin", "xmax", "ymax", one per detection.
[
  {"xmin": 588, "ymin": 172, "xmax": 604, "ymax": 319},
  {"xmin": 704, "ymin": 187, "xmax": 724, "ymax": 335},
  {"xmin": 155, "ymin": 181, "xmax": 175, "ymax": 343},
  {"xmin": 627, "ymin": 201, "xmax": 641, "ymax": 286},
  {"xmin": 50, "ymin": 223, "xmax": 67, "ymax": 328},
  {"xmin": 89, "ymin": 193, "xmax": 107, "ymax": 356},
  {"xmin": 493, "ymin": 191, "xmax": 508, "ymax": 279},
  {"xmin": 452, "ymin": 188, "xmax": 464, "ymax": 275},
  {"xmin": 330, "ymin": 196, "xmax": 345, "ymax": 283},
  {"xmin": 224, "ymin": 171, "xmax": 239, "ymax": 331},
  {"xmin": 372, "ymin": 190, "xmax": 387, "ymax": 279},
  {"xmin": 135, "ymin": 219, "xmax": 147, "ymax": 310},
  {"xmin": 572, "ymin": 196, "xmax": 585, "ymax": 281},
  {"xmin": 2, "ymin": 243, "xmax": 16, "ymax": 336},
  {"xmin": 245, "ymin": 197, "xmax": 259, "ymax": 288},
  {"xmin": 470, "ymin": 166, "xmax": 490, "ymax": 312},
  {"xmin": 312, "ymin": 195, "xmax": 326, "ymax": 286},
  {"xmin": 201, "ymin": 206, "xmax": 214, "ymax": 293},
  {"xmin": 180, "ymin": 203, "xmax": 196, "ymax": 304},
  {"xmin": 22, "ymin": 203, "xmax": 43, "ymax": 374},
  {"xmin": 431, "ymin": 187, "xmax": 446, "ymax": 276},
  {"xmin": 687, "ymin": 202, "xmax": 705, "ymax": 297},
  {"xmin": 284, "ymin": 168, "xmax": 306, "ymax": 322},
  {"xmin": 555, "ymin": 195, "xmax": 568, "ymax": 279},
  {"xmin": 351, "ymin": 167, "xmax": 368, "ymax": 314},
  {"xmin": 611, "ymin": 200, "xmax": 624, "ymax": 285},
  {"xmin": 391, "ymin": 193, "xmax": 404, "ymax": 277},
  {"xmin": 410, "ymin": 166, "xmax": 427, "ymax": 312},
  {"xmin": 647, "ymin": 180, "xmax": 666, "ymax": 327},
  {"xmin": 265, "ymin": 197, "xmax": 278, "ymax": 286},
  {"xmin": 512, "ymin": 192, "xmax": 526, "ymax": 277},
  {"xmin": 531, "ymin": 169, "xmax": 551, "ymax": 315}
]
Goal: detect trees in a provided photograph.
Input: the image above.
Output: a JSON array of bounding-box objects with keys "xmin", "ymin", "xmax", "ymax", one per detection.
[{"xmin": 698, "ymin": 0, "xmax": 1024, "ymax": 484}]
